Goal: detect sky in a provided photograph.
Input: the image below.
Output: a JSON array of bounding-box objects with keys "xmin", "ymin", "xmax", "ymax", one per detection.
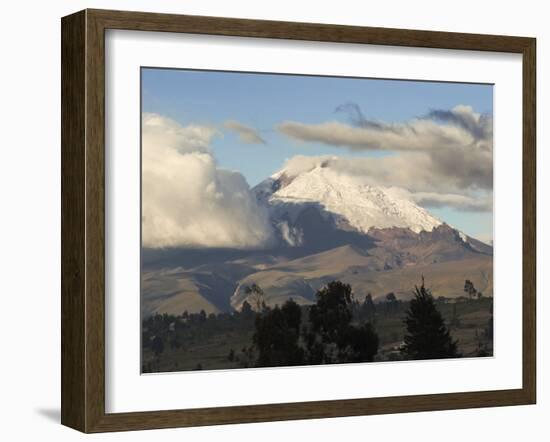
[{"xmin": 141, "ymin": 68, "xmax": 493, "ymax": 244}]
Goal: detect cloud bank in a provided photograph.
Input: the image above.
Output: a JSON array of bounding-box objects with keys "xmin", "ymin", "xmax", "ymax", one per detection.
[
  {"xmin": 224, "ymin": 120, "xmax": 266, "ymax": 144},
  {"xmin": 277, "ymin": 105, "xmax": 493, "ymax": 212},
  {"xmin": 279, "ymin": 155, "xmax": 492, "ymax": 212},
  {"xmin": 142, "ymin": 113, "xmax": 273, "ymax": 249}
]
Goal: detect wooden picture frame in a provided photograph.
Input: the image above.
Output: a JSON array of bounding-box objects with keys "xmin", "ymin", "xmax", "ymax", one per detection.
[{"xmin": 61, "ymin": 8, "xmax": 536, "ymax": 433}]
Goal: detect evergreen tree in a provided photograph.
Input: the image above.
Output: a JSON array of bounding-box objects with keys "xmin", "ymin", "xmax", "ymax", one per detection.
[{"xmin": 402, "ymin": 280, "xmax": 459, "ymax": 360}]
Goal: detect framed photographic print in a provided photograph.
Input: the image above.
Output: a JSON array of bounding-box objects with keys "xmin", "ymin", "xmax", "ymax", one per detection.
[{"xmin": 61, "ymin": 9, "xmax": 536, "ymax": 433}]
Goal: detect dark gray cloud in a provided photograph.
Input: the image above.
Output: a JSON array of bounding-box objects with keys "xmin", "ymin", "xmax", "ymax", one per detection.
[
  {"xmin": 335, "ymin": 102, "xmax": 387, "ymax": 130},
  {"xmin": 277, "ymin": 104, "xmax": 493, "ymax": 214},
  {"xmin": 424, "ymin": 107, "xmax": 492, "ymax": 142}
]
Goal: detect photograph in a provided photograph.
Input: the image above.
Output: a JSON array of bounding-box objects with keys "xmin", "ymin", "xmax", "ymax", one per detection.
[
  {"xmin": 140, "ymin": 69, "xmax": 494, "ymax": 373},
  {"xmin": 1, "ymin": 0, "xmax": 543, "ymax": 437}
]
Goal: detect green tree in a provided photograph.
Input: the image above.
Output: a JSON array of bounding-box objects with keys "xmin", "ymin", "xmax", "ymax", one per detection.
[
  {"xmin": 464, "ymin": 280, "xmax": 477, "ymax": 299},
  {"xmin": 307, "ymin": 281, "xmax": 379, "ymax": 364},
  {"xmin": 253, "ymin": 299, "xmax": 304, "ymax": 367},
  {"xmin": 402, "ymin": 280, "xmax": 459, "ymax": 360},
  {"xmin": 361, "ymin": 293, "xmax": 376, "ymax": 323},
  {"xmin": 309, "ymin": 281, "xmax": 354, "ymax": 344},
  {"xmin": 337, "ymin": 322, "xmax": 379, "ymax": 363}
]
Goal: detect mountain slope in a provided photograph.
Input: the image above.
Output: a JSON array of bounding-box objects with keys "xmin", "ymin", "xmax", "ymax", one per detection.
[
  {"xmin": 230, "ymin": 224, "xmax": 492, "ymax": 310},
  {"xmin": 255, "ymin": 163, "xmax": 442, "ymax": 236},
  {"xmin": 142, "ymin": 160, "xmax": 492, "ymax": 316}
]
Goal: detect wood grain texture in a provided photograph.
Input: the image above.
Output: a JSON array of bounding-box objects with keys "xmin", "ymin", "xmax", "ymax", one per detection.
[
  {"xmin": 90, "ymin": 8, "xmax": 532, "ymax": 52},
  {"xmin": 61, "ymin": 10, "xmax": 86, "ymax": 431},
  {"xmin": 522, "ymin": 38, "xmax": 537, "ymax": 403},
  {"xmin": 60, "ymin": 8, "xmax": 537, "ymax": 433},
  {"xmin": 84, "ymin": 9, "xmax": 107, "ymax": 432}
]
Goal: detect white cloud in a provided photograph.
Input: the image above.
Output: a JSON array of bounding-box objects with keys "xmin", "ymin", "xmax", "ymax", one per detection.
[
  {"xmin": 279, "ymin": 154, "xmax": 493, "ymax": 213},
  {"xmin": 143, "ymin": 113, "xmax": 215, "ymax": 155},
  {"xmin": 278, "ymin": 105, "xmax": 493, "ymax": 191},
  {"xmin": 224, "ymin": 120, "xmax": 266, "ymax": 144},
  {"xmin": 386, "ymin": 188, "xmax": 493, "ymax": 212},
  {"xmin": 276, "ymin": 155, "xmax": 334, "ymax": 178},
  {"xmin": 142, "ymin": 113, "xmax": 274, "ymax": 249}
]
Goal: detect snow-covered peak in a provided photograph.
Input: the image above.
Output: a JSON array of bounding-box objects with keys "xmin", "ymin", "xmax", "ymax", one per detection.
[{"xmin": 254, "ymin": 162, "xmax": 442, "ymax": 234}]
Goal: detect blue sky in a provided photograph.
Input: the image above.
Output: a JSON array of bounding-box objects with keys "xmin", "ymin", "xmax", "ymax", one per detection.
[{"xmin": 142, "ymin": 68, "xmax": 493, "ymax": 241}]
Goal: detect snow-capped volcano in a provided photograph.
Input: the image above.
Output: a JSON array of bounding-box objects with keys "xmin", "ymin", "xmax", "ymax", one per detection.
[
  {"xmin": 143, "ymin": 159, "xmax": 493, "ymax": 317},
  {"xmin": 254, "ymin": 161, "xmax": 442, "ymax": 236}
]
